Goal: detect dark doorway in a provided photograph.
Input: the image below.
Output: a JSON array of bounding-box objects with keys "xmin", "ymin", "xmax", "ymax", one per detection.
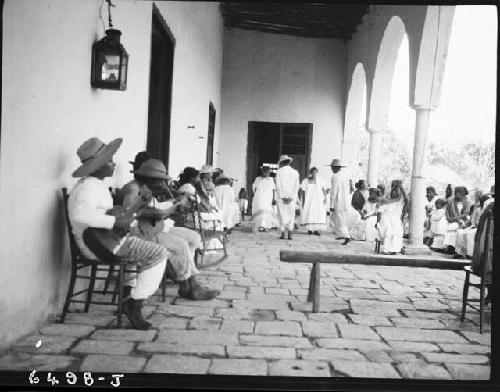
[
  {"xmin": 146, "ymin": 7, "xmax": 174, "ymax": 169},
  {"xmin": 246, "ymin": 122, "xmax": 313, "ymax": 199},
  {"xmin": 206, "ymin": 103, "xmax": 216, "ymax": 165}
]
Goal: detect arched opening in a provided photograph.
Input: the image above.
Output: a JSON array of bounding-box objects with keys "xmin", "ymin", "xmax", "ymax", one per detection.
[
  {"xmin": 424, "ymin": 5, "xmax": 496, "ymax": 192},
  {"xmin": 383, "ymin": 33, "xmax": 413, "ymax": 191},
  {"xmin": 343, "ymin": 63, "xmax": 367, "ymax": 182},
  {"xmin": 366, "ymin": 16, "xmax": 406, "ymax": 187}
]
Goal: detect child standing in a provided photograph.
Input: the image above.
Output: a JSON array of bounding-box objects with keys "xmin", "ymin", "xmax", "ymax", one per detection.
[
  {"xmin": 238, "ymin": 188, "xmax": 249, "ymax": 221},
  {"xmin": 428, "ymin": 198, "xmax": 448, "ymax": 250}
]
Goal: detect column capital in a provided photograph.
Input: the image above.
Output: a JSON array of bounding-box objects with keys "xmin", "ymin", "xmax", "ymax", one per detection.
[
  {"xmin": 366, "ymin": 127, "xmax": 384, "ymax": 134},
  {"xmin": 411, "ymin": 104, "xmax": 437, "ymax": 112}
]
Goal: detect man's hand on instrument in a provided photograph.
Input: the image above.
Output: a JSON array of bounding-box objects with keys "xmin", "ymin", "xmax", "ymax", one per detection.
[
  {"xmin": 114, "ymin": 213, "xmax": 135, "ymax": 230},
  {"xmin": 282, "ymin": 197, "xmax": 292, "ymax": 204}
]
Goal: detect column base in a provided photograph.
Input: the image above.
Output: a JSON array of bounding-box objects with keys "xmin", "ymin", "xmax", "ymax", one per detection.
[{"xmin": 402, "ymin": 244, "xmax": 432, "ymax": 256}]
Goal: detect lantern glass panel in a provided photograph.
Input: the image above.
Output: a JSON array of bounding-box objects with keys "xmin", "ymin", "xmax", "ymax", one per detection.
[
  {"xmin": 101, "ymin": 54, "xmax": 121, "ymax": 82},
  {"xmin": 120, "ymin": 53, "xmax": 128, "ymax": 91}
]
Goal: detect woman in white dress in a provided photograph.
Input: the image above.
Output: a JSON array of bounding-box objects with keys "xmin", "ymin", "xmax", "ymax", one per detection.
[
  {"xmin": 251, "ymin": 166, "xmax": 277, "ymax": 232},
  {"xmin": 300, "ymin": 167, "xmax": 327, "ymax": 235},
  {"xmin": 442, "ymin": 186, "xmax": 471, "ymax": 255},
  {"xmin": 375, "ymin": 180, "xmax": 408, "ymax": 255},
  {"xmin": 214, "ymin": 174, "xmax": 237, "ymax": 233}
]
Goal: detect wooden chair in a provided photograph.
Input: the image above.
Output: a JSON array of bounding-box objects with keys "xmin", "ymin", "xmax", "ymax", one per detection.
[
  {"xmin": 461, "ymin": 211, "xmax": 493, "ymax": 334},
  {"xmin": 180, "ymin": 195, "xmax": 227, "ymax": 269},
  {"xmin": 60, "ymin": 187, "xmax": 137, "ymax": 327}
]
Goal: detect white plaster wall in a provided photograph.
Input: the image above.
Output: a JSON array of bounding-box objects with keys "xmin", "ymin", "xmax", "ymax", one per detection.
[
  {"xmin": 219, "ymin": 28, "xmax": 346, "ymax": 186},
  {"xmin": 0, "ymin": 0, "xmax": 223, "ymax": 348}
]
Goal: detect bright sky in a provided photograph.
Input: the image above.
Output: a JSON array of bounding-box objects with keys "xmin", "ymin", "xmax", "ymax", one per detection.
[{"xmin": 388, "ymin": 5, "xmax": 497, "ymax": 146}]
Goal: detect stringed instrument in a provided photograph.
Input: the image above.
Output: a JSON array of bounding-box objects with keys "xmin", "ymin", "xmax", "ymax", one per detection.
[
  {"xmin": 88, "ymin": 186, "xmax": 153, "ymax": 251},
  {"xmin": 136, "ymin": 193, "xmax": 196, "ymax": 240}
]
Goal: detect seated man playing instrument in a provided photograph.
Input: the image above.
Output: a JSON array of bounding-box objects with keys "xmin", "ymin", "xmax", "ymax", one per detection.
[
  {"xmin": 68, "ymin": 138, "xmax": 168, "ymax": 330},
  {"xmin": 121, "ymin": 157, "xmax": 220, "ymax": 300}
]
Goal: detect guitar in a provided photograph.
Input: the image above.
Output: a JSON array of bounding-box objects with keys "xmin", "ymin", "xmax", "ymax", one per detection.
[
  {"xmin": 89, "ymin": 186, "xmax": 153, "ymax": 251},
  {"xmin": 136, "ymin": 194, "xmax": 196, "ymax": 240}
]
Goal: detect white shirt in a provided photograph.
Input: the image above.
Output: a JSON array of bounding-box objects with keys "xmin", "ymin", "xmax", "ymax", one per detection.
[
  {"xmin": 330, "ymin": 170, "xmax": 350, "ymax": 211},
  {"xmin": 68, "ymin": 176, "xmax": 116, "ymax": 259},
  {"xmin": 275, "ymin": 165, "xmax": 300, "ymax": 201}
]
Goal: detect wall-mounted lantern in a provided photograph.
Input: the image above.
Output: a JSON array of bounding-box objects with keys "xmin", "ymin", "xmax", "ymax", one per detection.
[{"xmin": 90, "ymin": 0, "xmax": 128, "ymax": 90}]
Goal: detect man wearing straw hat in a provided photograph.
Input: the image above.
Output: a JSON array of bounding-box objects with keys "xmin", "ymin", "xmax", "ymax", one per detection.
[
  {"xmin": 328, "ymin": 158, "xmax": 351, "ymax": 245},
  {"xmin": 68, "ymin": 138, "xmax": 168, "ymax": 330},
  {"xmin": 122, "ymin": 158, "xmax": 219, "ymax": 300},
  {"xmin": 275, "ymin": 154, "xmax": 300, "ymax": 240}
]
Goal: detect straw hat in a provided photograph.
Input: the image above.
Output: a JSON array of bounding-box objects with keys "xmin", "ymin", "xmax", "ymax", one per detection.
[
  {"xmin": 327, "ymin": 158, "xmax": 346, "ymax": 167},
  {"xmin": 72, "ymin": 137, "xmax": 123, "ymax": 177},
  {"xmin": 200, "ymin": 164, "xmax": 214, "ymax": 174},
  {"xmin": 278, "ymin": 154, "xmax": 293, "ymax": 165},
  {"xmin": 131, "ymin": 158, "xmax": 171, "ymax": 180}
]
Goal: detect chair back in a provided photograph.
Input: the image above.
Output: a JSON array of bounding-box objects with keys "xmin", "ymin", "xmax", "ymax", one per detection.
[{"xmin": 62, "ymin": 187, "xmax": 84, "ymax": 264}]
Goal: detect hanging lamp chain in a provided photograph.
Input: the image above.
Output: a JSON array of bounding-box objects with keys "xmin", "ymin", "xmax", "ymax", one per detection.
[{"xmin": 106, "ymin": 0, "xmax": 115, "ymax": 29}]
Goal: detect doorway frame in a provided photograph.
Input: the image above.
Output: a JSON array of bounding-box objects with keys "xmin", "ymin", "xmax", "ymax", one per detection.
[
  {"xmin": 146, "ymin": 4, "xmax": 176, "ymax": 169},
  {"xmin": 246, "ymin": 121, "xmax": 313, "ymax": 199}
]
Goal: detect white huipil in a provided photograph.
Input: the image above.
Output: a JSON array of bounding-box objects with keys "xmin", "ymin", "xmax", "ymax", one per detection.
[
  {"xmin": 275, "ymin": 165, "xmax": 300, "ymax": 231},
  {"xmin": 300, "ymin": 177, "xmax": 327, "ymax": 231},
  {"xmin": 252, "ymin": 176, "xmax": 277, "ymax": 229},
  {"xmin": 214, "ymin": 184, "xmax": 236, "ymax": 229},
  {"xmin": 329, "ymin": 170, "xmax": 351, "ymax": 238},
  {"xmin": 378, "ymin": 199, "xmax": 405, "ymax": 253}
]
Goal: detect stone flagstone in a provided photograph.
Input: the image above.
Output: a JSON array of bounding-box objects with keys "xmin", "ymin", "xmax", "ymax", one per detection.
[
  {"xmin": 397, "ymin": 362, "xmax": 452, "ymax": 379},
  {"xmin": 227, "ymin": 345, "xmax": 296, "ymax": 359},
  {"xmin": 80, "ymin": 355, "xmax": 146, "ymax": 373},
  {"xmin": 269, "ymin": 360, "xmax": 331, "ymax": 377},
  {"xmin": 445, "ymin": 364, "xmax": 490, "ymax": 380},
  {"xmin": 209, "ymin": 359, "xmax": 268, "ymax": 376},
  {"xmin": 0, "ymin": 354, "xmax": 78, "ymax": 371},
  {"xmin": 144, "ymin": 355, "xmax": 210, "ymax": 374},
  {"xmin": 38, "ymin": 324, "xmax": 95, "ymax": 338},
  {"xmin": 137, "ymin": 343, "xmax": 225, "ymax": 357},
  {"xmin": 422, "ymin": 353, "xmax": 490, "ymax": 365},
  {"xmin": 157, "ymin": 330, "xmax": 238, "ymax": 345},
  {"xmin": 71, "ymin": 340, "xmax": 134, "ymax": 356},
  {"xmin": 254, "ymin": 321, "xmax": 302, "ymax": 336},
  {"xmin": 376, "ymin": 327, "xmax": 466, "ymax": 343},
  {"xmin": 89, "ymin": 329, "xmax": 156, "ymax": 342},
  {"xmin": 239, "ymin": 335, "xmax": 313, "ymax": 349},
  {"xmin": 330, "ymin": 360, "xmax": 400, "ymax": 378}
]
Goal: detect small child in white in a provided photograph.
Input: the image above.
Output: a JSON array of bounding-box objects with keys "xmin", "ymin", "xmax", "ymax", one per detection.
[
  {"xmin": 429, "ymin": 198, "xmax": 448, "ymax": 250},
  {"xmin": 238, "ymin": 188, "xmax": 249, "ymax": 220}
]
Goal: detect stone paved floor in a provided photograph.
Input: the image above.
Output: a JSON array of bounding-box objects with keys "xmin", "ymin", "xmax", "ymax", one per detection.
[{"xmin": 0, "ymin": 221, "xmax": 491, "ymax": 379}]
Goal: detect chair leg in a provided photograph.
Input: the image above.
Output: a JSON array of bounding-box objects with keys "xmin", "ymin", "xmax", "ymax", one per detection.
[
  {"xmin": 161, "ymin": 267, "xmax": 167, "ymax": 303},
  {"xmin": 60, "ymin": 267, "xmax": 77, "ymax": 323},
  {"xmin": 104, "ymin": 264, "xmax": 115, "ymax": 294},
  {"xmin": 461, "ymin": 270, "xmax": 470, "ymax": 322},
  {"xmin": 479, "ymin": 280, "xmax": 485, "ymax": 334},
  {"xmin": 312, "ymin": 262, "xmax": 321, "ymax": 313},
  {"xmin": 84, "ymin": 264, "xmax": 98, "ymax": 313},
  {"xmin": 117, "ymin": 264, "xmax": 124, "ymax": 328}
]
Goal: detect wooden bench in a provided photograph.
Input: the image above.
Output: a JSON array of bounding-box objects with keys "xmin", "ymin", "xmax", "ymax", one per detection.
[{"xmin": 280, "ymin": 250, "xmax": 471, "ymax": 313}]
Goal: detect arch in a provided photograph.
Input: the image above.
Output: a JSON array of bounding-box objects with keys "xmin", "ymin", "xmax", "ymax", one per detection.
[
  {"xmin": 343, "ymin": 63, "xmax": 366, "ymax": 178},
  {"xmin": 368, "ymin": 16, "xmax": 407, "ymax": 132},
  {"xmin": 414, "ymin": 6, "xmax": 455, "ymax": 109}
]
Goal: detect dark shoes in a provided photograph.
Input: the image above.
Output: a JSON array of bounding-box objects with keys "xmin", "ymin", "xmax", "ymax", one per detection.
[
  {"xmin": 123, "ymin": 297, "xmax": 151, "ymax": 330},
  {"xmin": 308, "ymin": 230, "xmax": 313, "ymax": 235},
  {"xmin": 178, "ymin": 277, "xmax": 220, "ymax": 301},
  {"xmin": 313, "ymin": 231, "xmax": 321, "ymax": 236},
  {"xmin": 342, "ymin": 238, "xmax": 351, "ymax": 245},
  {"xmin": 280, "ymin": 233, "xmax": 286, "ymax": 239}
]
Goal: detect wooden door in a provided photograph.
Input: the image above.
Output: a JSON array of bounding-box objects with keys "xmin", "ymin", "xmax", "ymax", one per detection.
[
  {"xmin": 280, "ymin": 123, "xmax": 312, "ymax": 181},
  {"xmin": 146, "ymin": 8, "xmax": 174, "ymax": 169}
]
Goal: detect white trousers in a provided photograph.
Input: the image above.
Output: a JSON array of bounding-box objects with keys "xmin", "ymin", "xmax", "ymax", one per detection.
[
  {"xmin": 130, "ymin": 258, "xmax": 167, "ymax": 300},
  {"xmin": 277, "ymin": 201, "xmax": 295, "ymax": 231},
  {"xmin": 330, "ymin": 210, "xmax": 351, "ymax": 238}
]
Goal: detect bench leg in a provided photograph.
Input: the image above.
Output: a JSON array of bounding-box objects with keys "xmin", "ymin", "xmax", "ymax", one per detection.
[
  {"xmin": 307, "ymin": 264, "xmax": 315, "ymax": 302},
  {"xmin": 312, "ymin": 262, "xmax": 321, "ymax": 313}
]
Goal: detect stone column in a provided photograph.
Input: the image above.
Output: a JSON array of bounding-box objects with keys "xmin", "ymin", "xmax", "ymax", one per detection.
[
  {"xmin": 404, "ymin": 107, "xmax": 432, "ymax": 255},
  {"xmin": 367, "ymin": 129, "xmax": 382, "ymax": 188}
]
